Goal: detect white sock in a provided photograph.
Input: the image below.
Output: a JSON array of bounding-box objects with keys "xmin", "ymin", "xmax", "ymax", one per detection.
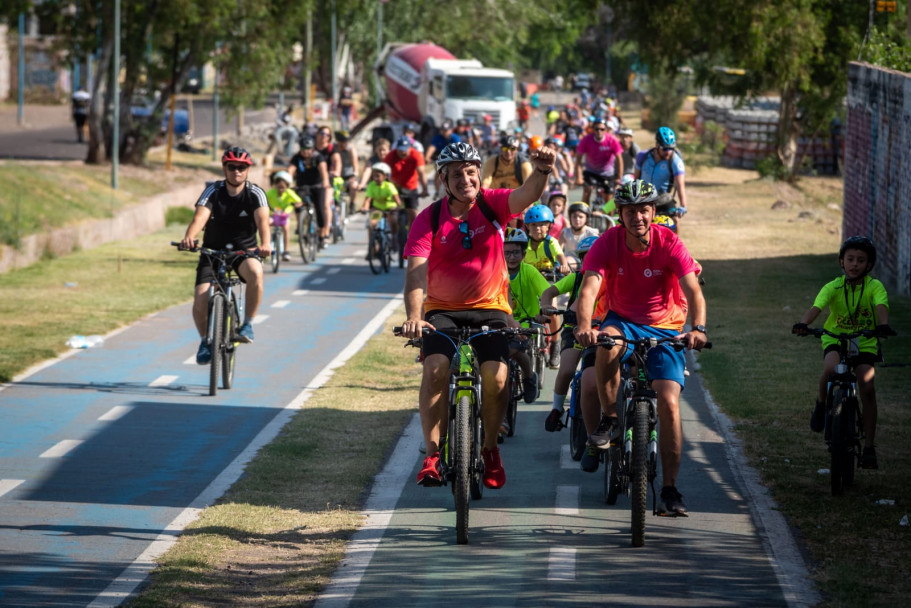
[{"xmin": 552, "ymin": 392, "xmax": 566, "ymax": 410}]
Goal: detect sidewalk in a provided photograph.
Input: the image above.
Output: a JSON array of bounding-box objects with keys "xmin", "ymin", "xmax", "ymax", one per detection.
[{"xmin": 0, "ymin": 103, "xmax": 72, "ymax": 131}]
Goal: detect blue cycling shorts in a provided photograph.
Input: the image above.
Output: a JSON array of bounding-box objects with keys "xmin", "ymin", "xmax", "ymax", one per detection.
[{"xmin": 598, "ymin": 311, "xmax": 687, "ymax": 387}]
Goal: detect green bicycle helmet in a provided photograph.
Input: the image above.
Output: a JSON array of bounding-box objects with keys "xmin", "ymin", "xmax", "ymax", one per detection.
[{"xmin": 614, "ymin": 179, "xmax": 659, "ymax": 206}]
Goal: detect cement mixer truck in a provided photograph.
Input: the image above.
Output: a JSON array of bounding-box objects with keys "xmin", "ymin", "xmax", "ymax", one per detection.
[{"xmin": 371, "ymin": 42, "xmax": 516, "ymax": 146}]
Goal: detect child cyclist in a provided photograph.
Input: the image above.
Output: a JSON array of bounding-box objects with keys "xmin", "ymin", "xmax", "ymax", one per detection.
[
  {"xmin": 524, "ymin": 204, "xmax": 571, "ymax": 275},
  {"xmin": 504, "ymin": 228, "xmax": 549, "ymax": 406},
  {"xmin": 361, "ymin": 162, "xmax": 402, "ymax": 246},
  {"xmin": 540, "ymin": 235, "xmax": 599, "ymax": 431},
  {"xmin": 792, "ymin": 236, "xmax": 896, "ymax": 469},
  {"xmin": 265, "ymin": 170, "xmax": 301, "ymax": 261},
  {"xmin": 560, "ymin": 201, "xmax": 600, "ymax": 261},
  {"xmin": 546, "ymin": 190, "xmax": 568, "ymax": 239}
]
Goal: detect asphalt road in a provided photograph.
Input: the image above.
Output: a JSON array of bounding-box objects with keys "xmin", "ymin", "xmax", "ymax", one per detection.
[{"xmin": 0, "ymin": 99, "xmax": 273, "ymax": 161}]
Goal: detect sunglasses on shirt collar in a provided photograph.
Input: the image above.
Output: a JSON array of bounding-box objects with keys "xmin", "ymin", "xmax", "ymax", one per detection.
[{"xmin": 459, "ymin": 221, "xmax": 471, "ymax": 250}]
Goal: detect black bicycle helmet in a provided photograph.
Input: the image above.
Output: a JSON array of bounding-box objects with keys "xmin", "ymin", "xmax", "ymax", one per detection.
[
  {"xmin": 299, "ymin": 136, "xmax": 316, "ymax": 150},
  {"xmin": 839, "ymin": 235, "xmax": 877, "ymax": 269},
  {"xmin": 499, "ymin": 134, "xmax": 519, "ymax": 149},
  {"xmin": 614, "ymin": 179, "xmax": 659, "ymax": 206}
]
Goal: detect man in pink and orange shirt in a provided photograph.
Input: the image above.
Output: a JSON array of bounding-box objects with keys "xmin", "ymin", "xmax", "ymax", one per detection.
[{"xmin": 575, "ymin": 115, "xmax": 623, "ymax": 205}]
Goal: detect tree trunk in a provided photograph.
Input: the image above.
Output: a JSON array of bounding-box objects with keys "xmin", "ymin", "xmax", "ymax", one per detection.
[
  {"xmin": 85, "ymin": 38, "xmax": 113, "ymax": 165},
  {"xmin": 777, "ymin": 84, "xmax": 800, "ymax": 180}
]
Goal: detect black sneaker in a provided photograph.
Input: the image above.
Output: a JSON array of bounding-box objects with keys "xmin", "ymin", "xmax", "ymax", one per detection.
[
  {"xmin": 544, "ymin": 408, "xmax": 563, "ymax": 432},
  {"xmin": 659, "ymin": 486, "xmax": 688, "ymax": 516},
  {"xmin": 580, "ymin": 442, "xmax": 600, "ymax": 473},
  {"xmin": 589, "ymin": 415, "xmax": 618, "ymax": 448},
  {"xmin": 195, "ymin": 339, "xmax": 211, "ymax": 365},
  {"xmin": 861, "ymin": 446, "xmax": 878, "ymax": 470},
  {"xmin": 810, "ymin": 400, "xmax": 825, "ymax": 433},
  {"xmin": 523, "ymin": 372, "xmax": 539, "ymax": 404}
]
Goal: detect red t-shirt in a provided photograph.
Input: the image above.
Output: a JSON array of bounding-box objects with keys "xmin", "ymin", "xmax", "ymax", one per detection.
[
  {"xmin": 404, "ymin": 188, "xmax": 518, "ymax": 314},
  {"xmin": 383, "ymin": 148, "xmax": 424, "ymax": 191},
  {"xmin": 581, "ymin": 225, "xmax": 699, "ymax": 329}
]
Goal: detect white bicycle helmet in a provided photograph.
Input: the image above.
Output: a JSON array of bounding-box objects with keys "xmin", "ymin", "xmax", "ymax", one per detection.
[
  {"xmin": 371, "ymin": 162, "xmax": 391, "ymax": 176},
  {"xmin": 504, "ymin": 227, "xmax": 530, "ymax": 250},
  {"xmin": 272, "ymin": 170, "xmax": 293, "ymax": 186},
  {"xmin": 435, "ymin": 142, "xmax": 482, "ymax": 172}
]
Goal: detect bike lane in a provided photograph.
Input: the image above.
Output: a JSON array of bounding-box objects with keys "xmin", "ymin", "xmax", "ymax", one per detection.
[{"xmin": 0, "ymin": 225, "xmax": 404, "ymax": 606}]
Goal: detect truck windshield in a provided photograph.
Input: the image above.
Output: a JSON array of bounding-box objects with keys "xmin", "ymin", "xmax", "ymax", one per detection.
[{"xmin": 446, "ymin": 75, "xmax": 514, "ymax": 102}]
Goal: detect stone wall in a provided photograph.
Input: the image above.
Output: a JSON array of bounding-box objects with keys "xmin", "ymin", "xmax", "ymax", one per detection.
[{"xmin": 844, "ymin": 62, "xmax": 911, "ymax": 296}]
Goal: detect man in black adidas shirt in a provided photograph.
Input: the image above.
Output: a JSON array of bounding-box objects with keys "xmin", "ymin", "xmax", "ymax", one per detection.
[{"xmin": 180, "ymin": 147, "xmax": 271, "ymax": 364}]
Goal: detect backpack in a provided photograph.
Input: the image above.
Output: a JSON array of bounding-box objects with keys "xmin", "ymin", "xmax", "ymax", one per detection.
[
  {"xmin": 493, "ymin": 152, "xmax": 529, "ymax": 187},
  {"xmin": 430, "ymin": 192, "xmax": 501, "ymax": 241},
  {"xmin": 536, "ymin": 235, "xmax": 558, "ymax": 266}
]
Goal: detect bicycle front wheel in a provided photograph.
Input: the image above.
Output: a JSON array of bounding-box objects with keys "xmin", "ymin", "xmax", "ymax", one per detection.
[
  {"xmin": 222, "ymin": 297, "xmax": 238, "ymax": 390},
  {"xmin": 271, "ymin": 232, "xmax": 280, "ymax": 273},
  {"xmin": 298, "ymin": 211, "xmax": 310, "ymax": 264},
  {"xmin": 630, "ymin": 399, "xmax": 649, "ymax": 547},
  {"xmin": 455, "ymin": 394, "xmax": 471, "ymax": 545},
  {"xmin": 382, "ymin": 232, "xmax": 391, "ymax": 273},
  {"xmin": 209, "ymin": 297, "xmax": 224, "ymax": 397},
  {"xmin": 829, "ymin": 388, "xmax": 855, "ymax": 496},
  {"xmin": 367, "ymin": 233, "xmax": 382, "ymax": 275}
]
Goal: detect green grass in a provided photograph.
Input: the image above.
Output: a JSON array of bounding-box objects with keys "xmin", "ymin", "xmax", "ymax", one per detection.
[{"xmin": 698, "ymin": 255, "xmax": 911, "ymax": 607}]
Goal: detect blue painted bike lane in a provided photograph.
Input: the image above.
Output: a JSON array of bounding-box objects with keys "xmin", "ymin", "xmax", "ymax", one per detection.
[{"xmin": 0, "ymin": 225, "xmax": 405, "ymax": 606}]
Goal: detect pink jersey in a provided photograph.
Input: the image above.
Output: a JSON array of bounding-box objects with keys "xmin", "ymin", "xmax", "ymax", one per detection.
[
  {"xmin": 404, "ymin": 188, "xmax": 518, "ymax": 314},
  {"xmin": 549, "ymin": 214, "xmax": 566, "ymax": 239},
  {"xmin": 581, "ymin": 224, "xmax": 699, "ymax": 329},
  {"xmin": 577, "ymin": 132, "xmax": 623, "ymax": 175}
]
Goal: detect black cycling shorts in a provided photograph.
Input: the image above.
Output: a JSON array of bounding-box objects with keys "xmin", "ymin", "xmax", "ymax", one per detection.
[
  {"xmin": 296, "ymin": 186, "xmax": 327, "ymax": 229},
  {"xmin": 580, "ymin": 345, "xmax": 598, "ymax": 370},
  {"xmin": 823, "ymin": 345, "xmax": 879, "ymax": 367},
  {"xmin": 399, "ymin": 188, "xmax": 420, "ymax": 210},
  {"xmin": 195, "ymin": 252, "xmax": 258, "ymax": 286},
  {"xmin": 582, "ymin": 170, "xmax": 615, "ymax": 190},
  {"xmin": 422, "ymin": 309, "xmax": 511, "ymax": 364}
]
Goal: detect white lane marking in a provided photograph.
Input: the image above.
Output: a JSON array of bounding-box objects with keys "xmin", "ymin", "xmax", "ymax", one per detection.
[
  {"xmin": 547, "ymin": 547, "xmax": 576, "ymax": 581},
  {"xmin": 560, "ymin": 444, "xmax": 575, "ymax": 469},
  {"xmin": 40, "ymin": 440, "xmax": 84, "ymax": 459},
  {"xmin": 293, "ymin": 289, "xmax": 310, "ymax": 296},
  {"xmin": 89, "ymin": 294, "xmax": 405, "ymax": 608},
  {"xmin": 99, "ymin": 406, "xmax": 133, "ymax": 421},
  {"xmin": 271, "ymin": 300, "xmax": 291, "ymax": 309},
  {"xmin": 310, "ymin": 277, "xmax": 327, "ymax": 285},
  {"xmin": 353, "ymin": 249, "xmax": 366, "ymax": 257},
  {"xmin": 252, "ymin": 315, "xmax": 269, "ymax": 325},
  {"xmin": 182, "ymin": 355, "xmax": 197, "ymax": 365},
  {"xmin": 314, "ymin": 414, "xmax": 421, "ymax": 608},
  {"xmin": 0, "ymin": 479, "xmax": 25, "ymax": 498},
  {"xmin": 341, "ymin": 257, "xmax": 356, "ymax": 265},
  {"xmin": 148, "ymin": 375, "xmax": 178, "ymax": 388},
  {"xmin": 327, "ymin": 267, "xmax": 342, "ymax": 275},
  {"xmin": 555, "ymin": 485, "xmax": 580, "ymax": 516}
]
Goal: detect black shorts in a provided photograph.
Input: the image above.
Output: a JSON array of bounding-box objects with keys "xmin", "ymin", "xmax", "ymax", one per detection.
[
  {"xmin": 296, "ymin": 186, "xmax": 327, "ymax": 229},
  {"xmin": 583, "ymin": 170, "xmax": 615, "ymax": 190},
  {"xmin": 560, "ymin": 326, "xmax": 579, "ymax": 353},
  {"xmin": 823, "ymin": 345, "xmax": 879, "ymax": 367},
  {"xmin": 423, "ymin": 309, "xmax": 511, "ymax": 364},
  {"xmin": 580, "ymin": 346, "xmax": 598, "ymax": 370},
  {"xmin": 195, "ymin": 252, "xmax": 258, "ymax": 286},
  {"xmin": 399, "ymin": 188, "xmax": 420, "ymax": 210}
]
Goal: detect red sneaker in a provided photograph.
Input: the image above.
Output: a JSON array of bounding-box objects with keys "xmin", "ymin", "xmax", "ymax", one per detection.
[
  {"xmin": 417, "ymin": 452, "xmax": 442, "ymax": 486},
  {"xmin": 482, "ymin": 447, "xmax": 506, "ymax": 489}
]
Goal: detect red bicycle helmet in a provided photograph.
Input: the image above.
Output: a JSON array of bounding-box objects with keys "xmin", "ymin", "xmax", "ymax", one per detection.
[{"xmin": 222, "ymin": 146, "xmax": 253, "ymax": 166}]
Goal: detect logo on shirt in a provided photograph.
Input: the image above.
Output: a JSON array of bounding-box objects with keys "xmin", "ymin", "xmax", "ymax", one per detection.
[
  {"xmin": 643, "ymin": 268, "xmax": 663, "ymax": 278},
  {"xmin": 239, "ymin": 210, "xmax": 249, "ymax": 217}
]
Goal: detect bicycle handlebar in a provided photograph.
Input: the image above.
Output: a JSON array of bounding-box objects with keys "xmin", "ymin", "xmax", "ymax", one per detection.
[
  {"xmin": 171, "ymin": 242, "xmax": 262, "ymax": 258},
  {"xmin": 392, "ymin": 326, "xmax": 538, "ymax": 339},
  {"xmin": 798, "ymin": 327, "xmax": 878, "ymax": 341},
  {"xmin": 596, "ymin": 334, "xmax": 713, "ymax": 352}
]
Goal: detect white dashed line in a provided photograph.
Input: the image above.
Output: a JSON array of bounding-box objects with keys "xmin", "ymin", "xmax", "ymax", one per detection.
[
  {"xmin": 148, "ymin": 375, "xmax": 178, "ymax": 388},
  {"xmin": 353, "ymin": 249, "xmax": 366, "ymax": 257},
  {"xmin": 182, "ymin": 356, "xmax": 197, "ymax": 365},
  {"xmin": 310, "ymin": 278, "xmax": 327, "ymax": 285},
  {"xmin": 40, "ymin": 440, "xmax": 84, "ymax": 459},
  {"xmin": 252, "ymin": 315, "xmax": 269, "ymax": 325},
  {"xmin": 547, "ymin": 547, "xmax": 576, "ymax": 580},
  {"xmin": 0, "ymin": 479, "xmax": 25, "ymax": 498},
  {"xmin": 341, "ymin": 257, "xmax": 357, "ymax": 265},
  {"xmin": 271, "ymin": 300, "xmax": 291, "ymax": 308},
  {"xmin": 555, "ymin": 485, "xmax": 580, "ymax": 515},
  {"xmin": 293, "ymin": 289, "xmax": 310, "ymax": 296},
  {"xmin": 98, "ymin": 405, "xmax": 133, "ymax": 421},
  {"xmin": 327, "ymin": 267, "xmax": 342, "ymax": 275}
]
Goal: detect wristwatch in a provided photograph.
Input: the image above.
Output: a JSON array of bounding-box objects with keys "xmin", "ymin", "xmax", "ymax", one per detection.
[
  {"xmin": 536, "ymin": 167, "xmax": 553, "ymax": 175},
  {"xmin": 693, "ymin": 325, "xmax": 707, "ymax": 334}
]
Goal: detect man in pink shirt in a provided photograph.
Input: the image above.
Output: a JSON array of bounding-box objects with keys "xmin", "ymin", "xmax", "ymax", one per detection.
[
  {"xmin": 574, "ymin": 115, "xmax": 623, "ymax": 204},
  {"xmin": 401, "ymin": 141, "xmax": 556, "ymax": 491},
  {"xmin": 574, "ymin": 179, "xmax": 707, "ymax": 516}
]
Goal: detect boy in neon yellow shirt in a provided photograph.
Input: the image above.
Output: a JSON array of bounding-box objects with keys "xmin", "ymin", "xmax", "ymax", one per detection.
[
  {"xmin": 361, "ymin": 162, "xmax": 402, "ymax": 244},
  {"xmin": 265, "ymin": 171, "xmax": 302, "ymax": 261},
  {"xmin": 792, "ymin": 236, "xmax": 896, "ymax": 469}
]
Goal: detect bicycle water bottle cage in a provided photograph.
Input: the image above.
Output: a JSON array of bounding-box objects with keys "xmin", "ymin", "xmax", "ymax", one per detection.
[{"xmin": 834, "ymin": 363, "xmax": 848, "ymax": 375}]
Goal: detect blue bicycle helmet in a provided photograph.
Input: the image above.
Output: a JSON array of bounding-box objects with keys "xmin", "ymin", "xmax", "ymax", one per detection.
[
  {"xmin": 576, "ymin": 235, "xmax": 599, "ymax": 257},
  {"xmin": 524, "ymin": 204, "xmax": 555, "ymax": 224},
  {"xmin": 656, "ymin": 126, "xmax": 677, "ymax": 148}
]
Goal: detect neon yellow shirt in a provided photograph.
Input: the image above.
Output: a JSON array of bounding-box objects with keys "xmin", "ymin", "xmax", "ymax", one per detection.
[
  {"xmin": 813, "ymin": 275, "xmax": 889, "ymax": 353},
  {"xmin": 265, "ymin": 188, "xmax": 301, "ymax": 214},
  {"xmin": 365, "ymin": 180, "xmax": 400, "ymax": 211},
  {"xmin": 524, "ymin": 235, "xmax": 564, "ymax": 271},
  {"xmin": 508, "ymin": 262, "xmax": 551, "ymax": 325}
]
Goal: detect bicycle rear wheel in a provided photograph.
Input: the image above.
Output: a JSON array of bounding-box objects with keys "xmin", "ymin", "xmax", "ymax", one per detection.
[
  {"xmin": 222, "ymin": 297, "xmax": 238, "ymax": 390},
  {"xmin": 604, "ymin": 444, "xmax": 622, "ymax": 505},
  {"xmin": 382, "ymin": 231, "xmax": 392, "ymax": 273},
  {"xmin": 505, "ymin": 363, "xmax": 519, "ymax": 438},
  {"xmin": 209, "ymin": 297, "xmax": 224, "ymax": 397},
  {"xmin": 271, "ymin": 231, "xmax": 280, "ymax": 273},
  {"xmin": 367, "ymin": 233, "xmax": 382, "ymax": 275},
  {"xmin": 568, "ymin": 376, "xmax": 586, "ymax": 461},
  {"xmin": 455, "ymin": 394, "xmax": 471, "ymax": 544},
  {"xmin": 630, "ymin": 399, "xmax": 649, "ymax": 547},
  {"xmin": 470, "ymin": 401, "xmax": 484, "ymax": 500}
]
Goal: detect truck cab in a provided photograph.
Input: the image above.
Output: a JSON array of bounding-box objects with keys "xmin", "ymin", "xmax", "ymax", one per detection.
[{"xmin": 420, "ymin": 58, "xmax": 516, "ymax": 136}]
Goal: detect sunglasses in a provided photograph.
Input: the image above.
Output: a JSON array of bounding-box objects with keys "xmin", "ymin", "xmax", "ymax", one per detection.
[
  {"xmin": 459, "ymin": 221, "xmax": 472, "ymax": 250},
  {"xmin": 593, "ymin": 127, "xmax": 606, "ymax": 132},
  {"xmin": 504, "ymin": 249, "xmax": 524, "ymax": 258},
  {"xmin": 661, "ymin": 146, "xmax": 675, "ymax": 152},
  {"xmin": 224, "ymin": 164, "xmax": 249, "ymax": 172}
]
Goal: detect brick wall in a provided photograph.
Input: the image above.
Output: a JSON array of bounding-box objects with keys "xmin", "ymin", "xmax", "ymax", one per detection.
[{"xmin": 844, "ymin": 62, "xmax": 911, "ymax": 297}]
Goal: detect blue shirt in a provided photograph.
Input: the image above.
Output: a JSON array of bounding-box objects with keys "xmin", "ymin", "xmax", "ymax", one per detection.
[
  {"xmin": 431, "ymin": 132, "xmax": 461, "ymax": 152},
  {"xmin": 636, "ymin": 149, "xmax": 685, "ymax": 194}
]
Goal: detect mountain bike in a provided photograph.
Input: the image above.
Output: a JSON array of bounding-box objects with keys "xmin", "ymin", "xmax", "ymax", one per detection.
[
  {"xmin": 269, "ymin": 210, "xmax": 289, "ymax": 273},
  {"xmin": 601, "ymin": 334, "xmax": 711, "ymax": 547},
  {"xmin": 293, "ymin": 186, "xmax": 319, "ymax": 264},
  {"xmin": 395, "ymin": 325, "xmax": 528, "ymax": 544},
  {"xmin": 799, "ymin": 328, "xmax": 882, "ymax": 495},
  {"xmin": 172, "ymin": 242, "xmax": 253, "ymax": 396},
  {"xmin": 366, "ymin": 209, "xmax": 394, "ymax": 274}
]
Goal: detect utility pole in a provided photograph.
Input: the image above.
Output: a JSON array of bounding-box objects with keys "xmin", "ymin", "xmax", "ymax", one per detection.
[
  {"xmin": 304, "ymin": 15, "xmax": 312, "ymax": 122},
  {"xmin": 331, "ymin": 0, "xmax": 337, "ymax": 129},
  {"xmin": 112, "ymin": 0, "xmax": 120, "ymax": 190},
  {"xmin": 18, "ymin": 13, "xmax": 25, "ymax": 126}
]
